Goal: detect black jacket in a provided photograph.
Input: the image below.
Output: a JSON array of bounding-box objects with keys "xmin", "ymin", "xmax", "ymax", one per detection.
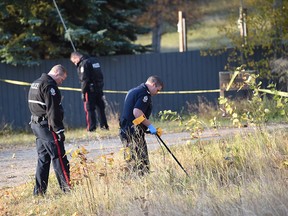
[
  {"xmin": 28, "ymin": 73, "xmax": 65, "ymax": 133},
  {"xmin": 76, "ymin": 56, "xmax": 104, "ymax": 95}
]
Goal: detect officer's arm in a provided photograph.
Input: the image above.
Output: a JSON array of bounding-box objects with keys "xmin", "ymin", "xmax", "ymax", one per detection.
[
  {"xmin": 133, "ymin": 108, "xmax": 151, "ymax": 127},
  {"xmin": 80, "ymin": 63, "xmax": 91, "ymax": 93},
  {"xmin": 45, "ymin": 86, "xmax": 64, "ymax": 132},
  {"xmin": 133, "ymin": 108, "xmax": 160, "ymax": 136}
]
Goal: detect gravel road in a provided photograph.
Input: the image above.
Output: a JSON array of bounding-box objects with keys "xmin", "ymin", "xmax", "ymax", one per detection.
[{"xmin": 0, "ymin": 131, "xmax": 193, "ymax": 189}]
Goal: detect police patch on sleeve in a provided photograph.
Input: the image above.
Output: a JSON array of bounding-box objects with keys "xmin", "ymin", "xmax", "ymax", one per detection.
[
  {"xmin": 50, "ymin": 88, "xmax": 56, "ymax": 96},
  {"xmin": 143, "ymin": 96, "xmax": 148, "ymax": 103}
]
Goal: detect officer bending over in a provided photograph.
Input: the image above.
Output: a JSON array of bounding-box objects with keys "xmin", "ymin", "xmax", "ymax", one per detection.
[
  {"xmin": 119, "ymin": 75, "xmax": 163, "ymax": 176},
  {"xmin": 70, "ymin": 51, "xmax": 109, "ymax": 131},
  {"xmin": 28, "ymin": 64, "xmax": 70, "ymax": 195}
]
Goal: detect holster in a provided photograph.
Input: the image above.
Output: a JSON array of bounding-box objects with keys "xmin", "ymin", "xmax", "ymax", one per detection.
[{"xmin": 30, "ymin": 115, "xmax": 48, "ymax": 126}]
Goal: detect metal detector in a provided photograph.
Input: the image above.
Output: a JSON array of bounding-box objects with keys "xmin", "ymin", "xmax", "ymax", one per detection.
[
  {"xmin": 154, "ymin": 134, "xmax": 190, "ymax": 177},
  {"xmin": 133, "ymin": 115, "xmax": 190, "ymax": 177}
]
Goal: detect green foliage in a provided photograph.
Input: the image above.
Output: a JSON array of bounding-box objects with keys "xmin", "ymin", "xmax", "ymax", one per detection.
[
  {"xmin": 185, "ymin": 114, "xmax": 205, "ymax": 138},
  {"xmin": 158, "ymin": 110, "xmax": 182, "ymax": 122},
  {"xmin": 0, "ymin": 0, "xmax": 150, "ymax": 66},
  {"xmin": 207, "ymin": 0, "xmax": 288, "ymax": 80},
  {"xmin": 219, "ymin": 69, "xmax": 288, "ymax": 128}
]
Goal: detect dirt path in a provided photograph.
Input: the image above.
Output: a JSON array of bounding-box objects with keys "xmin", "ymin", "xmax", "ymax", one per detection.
[{"xmin": 1, "ymin": 124, "xmax": 287, "ymax": 189}]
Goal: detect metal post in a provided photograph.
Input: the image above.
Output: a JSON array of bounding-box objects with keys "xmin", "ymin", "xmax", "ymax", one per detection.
[
  {"xmin": 178, "ymin": 11, "xmax": 187, "ymax": 52},
  {"xmin": 178, "ymin": 11, "xmax": 184, "ymax": 52}
]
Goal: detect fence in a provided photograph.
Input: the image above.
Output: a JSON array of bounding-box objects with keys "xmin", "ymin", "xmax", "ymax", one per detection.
[{"xmin": 0, "ymin": 50, "xmax": 230, "ymax": 129}]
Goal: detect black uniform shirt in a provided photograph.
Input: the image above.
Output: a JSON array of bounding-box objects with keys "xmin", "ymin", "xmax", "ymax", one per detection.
[
  {"xmin": 120, "ymin": 83, "xmax": 152, "ymax": 126},
  {"xmin": 28, "ymin": 73, "xmax": 64, "ymax": 133},
  {"xmin": 76, "ymin": 56, "xmax": 104, "ymax": 94}
]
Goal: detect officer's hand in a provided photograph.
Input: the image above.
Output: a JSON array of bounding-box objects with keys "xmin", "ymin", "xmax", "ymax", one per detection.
[
  {"xmin": 148, "ymin": 124, "xmax": 157, "ymax": 134},
  {"xmin": 57, "ymin": 132, "xmax": 65, "ymax": 142},
  {"xmin": 156, "ymin": 127, "xmax": 162, "ymax": 137},
  {"xmin": 81, "ymin": 93, "xmax": 86, "ymax": 102}
]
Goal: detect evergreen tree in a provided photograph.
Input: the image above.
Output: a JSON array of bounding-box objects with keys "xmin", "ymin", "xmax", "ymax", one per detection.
[{"xmin": 0, "ymin": 0, "xmax": 149, "ymax": 66}]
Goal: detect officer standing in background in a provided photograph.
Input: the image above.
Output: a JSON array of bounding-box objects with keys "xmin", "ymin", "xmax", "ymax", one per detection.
[
  {"xmin": 119, "ymin": 75, "xmax": 163, "ymax": 176},
  {"xmin": 28, "ymin": 64, "xmax": 70, "ymax": 195},
  {"xmin": 70, "ymin": 51, "xmax": 109, "ymax": 132}
]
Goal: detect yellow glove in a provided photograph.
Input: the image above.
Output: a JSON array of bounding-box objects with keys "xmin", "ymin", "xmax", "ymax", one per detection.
[
  {"xmin": 156, "ymin": 127, "xmax": 162, "ymax": 137},
  {"xmin": 132, "ymin": 115, "xmax": 145, "ymax": 125}
]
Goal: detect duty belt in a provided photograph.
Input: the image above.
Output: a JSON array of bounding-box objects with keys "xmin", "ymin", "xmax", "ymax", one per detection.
[{"xmin": 31, "ymin": 115, "xmax": 47, "ymax": 123}]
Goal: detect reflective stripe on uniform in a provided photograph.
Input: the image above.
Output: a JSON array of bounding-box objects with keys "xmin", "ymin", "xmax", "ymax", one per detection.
[{"xmin": 28, "ymin": 100, "xmax": 46, "ymax": 106}]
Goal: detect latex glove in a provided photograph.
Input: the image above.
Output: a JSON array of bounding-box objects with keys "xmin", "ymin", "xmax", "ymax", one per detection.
[
  {"xmin": 57, "ymin": 132, "xmax": 65, "ymax": 142},
  {"xmin": 156, "ymin": 127, "xmax": 162, "ymax": 137},
  {"xmin": 148, "ymin": 124, "xmax": 157, "ymax": 134},
  {"xmin": 81, "ymin": 93, "xmax": 86, "ymax": 102}
]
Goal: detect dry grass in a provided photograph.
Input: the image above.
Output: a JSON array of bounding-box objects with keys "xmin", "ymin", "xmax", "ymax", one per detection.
[{"xmin": 1, "ymin": 126, "xmax": 287, "ymax": 215}]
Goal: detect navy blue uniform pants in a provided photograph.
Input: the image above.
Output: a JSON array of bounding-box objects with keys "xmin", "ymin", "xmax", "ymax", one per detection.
[
  {"xmin": 31, "ymin": 122, "xmax": 70, "ymax": 195},
  {"xmin": 84, "ymin": 92, "xmax": 108, "ymax": 131}
]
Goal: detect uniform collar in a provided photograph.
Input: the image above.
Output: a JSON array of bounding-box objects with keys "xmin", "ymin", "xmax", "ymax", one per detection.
[
  {"xmin": 77, "ymin": 55, "xmax": 88, "ymax": 67},
  {"xmin": 142, "ymin": 83, "xmax": 151, "ymax": 95},
  {"xmin": 42, "ymin": 73, "xmax": 57, "ymax": 85}
]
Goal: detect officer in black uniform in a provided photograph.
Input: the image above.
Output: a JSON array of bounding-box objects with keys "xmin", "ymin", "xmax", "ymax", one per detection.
[
  {"xmin": 70, "ymin": 51, "xmax": 109, "ymax": 131},
  {"xmin": 28, "ymin": 64, "xmax": 70, "ymax": 195},
  {"xmin": 119, "ymin": 75, "xmax": 163, "ymax": 176}
]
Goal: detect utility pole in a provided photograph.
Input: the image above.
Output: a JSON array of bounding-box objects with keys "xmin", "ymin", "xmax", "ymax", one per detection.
[{"xmin": 178, "ymin": 11, "xmax": 187, "ymax": 52}]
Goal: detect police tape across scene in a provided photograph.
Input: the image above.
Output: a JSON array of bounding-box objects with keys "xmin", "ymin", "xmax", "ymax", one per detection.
[{"xmin": 2, "ymin": 78, "xmax": 287, "ymax": 97}]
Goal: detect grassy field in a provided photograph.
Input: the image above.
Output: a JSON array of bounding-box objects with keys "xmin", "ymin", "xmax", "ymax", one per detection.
[
  {"xmin": 1, "ymin": 125, "xmax": 287, "ymax": 215},
  {"xmin": 1, "ymin": 96, "xmax": 288, "ymax": 215},
  {"xmin": 136, "ymin": 0, "xmax": 241, "ymax": 52}
]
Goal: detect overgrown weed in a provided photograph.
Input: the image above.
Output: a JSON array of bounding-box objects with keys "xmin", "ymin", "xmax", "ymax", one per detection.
[{"xmin": 1, "ymin": 126, "xmax": 287, "ymax": 215}]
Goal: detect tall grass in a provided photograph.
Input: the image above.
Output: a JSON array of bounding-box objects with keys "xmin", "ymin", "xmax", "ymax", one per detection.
[{"xmin": 1, "ymin": 126, "xmax": 287, "ymax": 215}]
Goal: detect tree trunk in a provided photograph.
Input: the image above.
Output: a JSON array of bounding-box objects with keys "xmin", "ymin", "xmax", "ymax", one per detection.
[{"xmin": 152, "ymin": 22, "xmax": 162, "ymax": 53}]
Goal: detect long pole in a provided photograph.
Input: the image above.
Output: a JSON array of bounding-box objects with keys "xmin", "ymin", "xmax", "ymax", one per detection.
[
  {"xmin": 156, "ymin": 134, "xmax": 190, "ymax": 177},
  {"xmin": 53, "ymin": 0, "xmax": 76, "ymax": 52}
]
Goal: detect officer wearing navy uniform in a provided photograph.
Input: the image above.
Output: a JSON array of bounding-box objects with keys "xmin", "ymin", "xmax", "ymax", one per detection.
[
  {"xmin": 28, "ymin": 64, "xmax": 70, "ymax": 195},
  {"xmin": 70, "ymin": 51, "xmax": 109, "ymax": 131},
  {"xmin": 119, "ymin": 75, "xmax": 163, "ymax": 176}
]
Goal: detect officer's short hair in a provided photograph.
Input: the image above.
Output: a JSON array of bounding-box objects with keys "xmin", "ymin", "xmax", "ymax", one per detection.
[
  {"xmin": 70, "ymin": 51, "xmax": 83, "ymax": 59},
  {"xmin": 51, "ymin": 64, "xmax": 67, "ymax": 76},
  {"xmin": 147, "ymin": 75, "xmax": 164, "ymax": 89}
]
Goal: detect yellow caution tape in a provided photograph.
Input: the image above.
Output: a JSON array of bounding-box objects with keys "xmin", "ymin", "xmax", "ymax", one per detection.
[
  {"xmin": 58, "ymin": 86, "xmax": 81, "ymax": 91},
  {"xmin": 6, "ymin": 78, "xmax": 286, "ymax": 97},
  {"xmin": 159, "ymin": 89, "xmax": 221, "ymax": 94},
  {"xmin": 259, "ymin": 89, "xmax": 288, "ymax": 97},
  {"xmin": 0, "ymin": 79, "xmax": 31, "ymax": 86},
  {"xmin": 226, "ymin": 70, "xmax": 240, "ymax": 91},
  {"xmin": 0, "ymin": 78, "xmax": 221, "ymax": 94}
]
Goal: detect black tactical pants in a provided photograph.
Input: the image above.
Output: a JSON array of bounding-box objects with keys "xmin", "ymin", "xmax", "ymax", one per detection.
[
  {"xmin": 84, "ymin": 92, "xmax": 108, "ymax": 131},
  {"xmin": 30, "ymin": 121, "xmax": 70, "ymax": 195}
]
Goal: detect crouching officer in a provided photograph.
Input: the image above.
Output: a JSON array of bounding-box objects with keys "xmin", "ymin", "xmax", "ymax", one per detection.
[
  {"xmin": 28, "ymin": 64, "xmax": 70, "ymax": 195},
  {"xmin": 119, "ymin": 75, "xmax": 163, "ymax": 176}
]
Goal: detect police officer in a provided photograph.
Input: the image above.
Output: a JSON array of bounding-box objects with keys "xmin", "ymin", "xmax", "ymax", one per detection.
[
  {"xmin": 70, "ymin": 51, "xmax": 109, "ymax": 131},
  {"xmin": 119, "ymin": 75, "xmax": 163, "ymax": 176},
  {"xmin": 28, "ymin": 64, "xmax": 70, "ymax": 195}
]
